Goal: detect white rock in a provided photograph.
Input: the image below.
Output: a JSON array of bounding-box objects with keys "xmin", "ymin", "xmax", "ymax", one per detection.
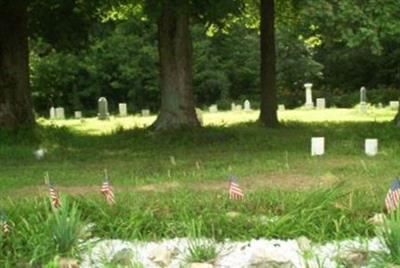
[
  {"xmin": 80, "ymin": 237, "xmax": 387, "ymax": 268},
  {"xmin": 337, "ymin": 250, "xmax": 367, "ymax": 268},
  {"xmin": 296, "ymin": 236, "xmax": 312, "ymax": 252},
  {"xmin": 250, "ymin": 247, "xmax": 295, "ymax": 267},
  {"xmin": 189, "ymin": 263, "xmax": 214, "ymax": 268},
  {"xmin": 148, "ymin": 245, "xmax": 173, "ymax": 267}
]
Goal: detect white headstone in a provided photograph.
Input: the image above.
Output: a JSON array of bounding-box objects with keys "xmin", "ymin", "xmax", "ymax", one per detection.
[
  {"xmin": 311, "ymin": 137, "xmax": 324, "ymax": 156},
  {"xmin": 209, "ymin": 104, "xmax": 218, "ymax": 113},
  {"xmin": 55, "ymin": 107, "xmax": 65, "ymax": 120},
  {"xmin": 74, "ymin": 111, "xmax": 82, "ymax": 119},
  {"xmin": 316, "ymin": 98, "xmax": 326, "ymax": 109},
  {"xmin": 50, "ymin": 107, "xmax": 55, "ymax": 120},
  {"xmin": 278, "ymin": 104, "xmax": 285, "ymax": 111},
  {"xmin": 365, "ymin": 139, "xmax": 378, "ymax": 156},
  {"xmin": 141, "ymin": 109, "xmax": 150, "ymax": 117},
  {"xmin": 304, "ymin": 83, "xmax": 314, "ymax": 108},
  {"xmin": 389, "ymin": 101, "xmax": 399, "ymax": 110},
  {"xmin": 360, "ymin": 86, "xmax": 367, "ymax": 103},
  {"xmin": 98, "ymin": 97, "xmax": 109, "ymax": 120},
  {"xmin": 119, "ymin": 103, "xmax": 128, "ymax": 117},
  {"xmin": 244, "ymin": 100, "xmax": 251, "ymax": 112},
  {"xmin": 231, "ymin": 102, "xmax": 236, "ymax": 111},
  {"xmin": 236, "ymin": 105, "xmax": 242, "ymax": 111}
]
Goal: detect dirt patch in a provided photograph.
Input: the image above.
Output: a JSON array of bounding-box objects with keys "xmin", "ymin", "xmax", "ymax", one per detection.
[
  {"xmin": 5, "ymin": 173, "xmax": 328, "ymax": 199},
  {"xmin": 189, "ymin": 173, "xmax": 322, "ymax": 192}
]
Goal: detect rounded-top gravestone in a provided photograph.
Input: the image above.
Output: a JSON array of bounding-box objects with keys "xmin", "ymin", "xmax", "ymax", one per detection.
[
  {"xmin": 244, "ymin": 100, "xmax": 251, "ymax": 112},
  {"xmin": 98, "ymin": 97, "xmax": 109, "ymax": 120},
  {"xmin": 360, "ymin": 86, "xmax": 367, "ymax": 103}
]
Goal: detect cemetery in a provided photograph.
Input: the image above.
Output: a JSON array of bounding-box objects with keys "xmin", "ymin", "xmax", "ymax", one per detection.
[{"xmin": 2, "ymin": 1, "xmax": 400, "ymax": 267}]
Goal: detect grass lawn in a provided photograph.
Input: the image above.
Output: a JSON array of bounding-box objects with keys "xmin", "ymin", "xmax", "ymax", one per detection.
[
  {"xmin": 1, "ymin": 107, "xmax": 399, "ymax": 265},
  {"xmin": 1, "ymin": 107, "xmax": 398, "ymax": 194}
]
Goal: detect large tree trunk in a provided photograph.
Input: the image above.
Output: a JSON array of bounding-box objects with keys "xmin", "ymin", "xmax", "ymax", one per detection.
[
  {"xmin": 394, "ymin": 98, "xmax": 400, "ymax": 126},
  {"xmin": 0, "ymin": 3, "xmax": 34, "ymax": 130},
  {"xmin": 259, "ymin": 0, "xmax": 279, "ymax": 126},
  {"xmin": 151, "ymin": 1, "xmax": 200, "ymax": 131}
]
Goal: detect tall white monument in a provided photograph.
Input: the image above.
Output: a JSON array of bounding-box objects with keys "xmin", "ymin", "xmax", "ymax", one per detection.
[{"xmin": 304, "ymin": 83, "xmax": 314, "ymax": 108}]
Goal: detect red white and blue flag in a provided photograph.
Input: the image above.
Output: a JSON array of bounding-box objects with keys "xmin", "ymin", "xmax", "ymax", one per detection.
[
  {"xmin": 229, "ymin": 176, "xmax": 244, "ymax": 200},
  {"xmin": 385, "ymin": 179, "xmax": 400, "ymax": 212},
  {"xmin": 48, "ymin": 182, "xmax": 61, "ymax": 208},
  {"xmin": 101, "ymin": 170, "xmax": 115, "ymax": 205}
]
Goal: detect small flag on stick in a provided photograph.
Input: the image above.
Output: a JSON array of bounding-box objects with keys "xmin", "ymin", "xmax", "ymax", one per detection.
[
  {"xmin": 101, "ymin": 169, "xmax": 115, "ymax": 205},
  {"xmin": 229, "ymin": 176, "xmax": 244, "ymax": 200},
  {"xmin": 45, "ymin": 173, "xmax": 61, "ymax": 208},
  {"xmin": 385, "ymin": 179, "xmax": 400, "ymax": 212},
  {"xmin": 1, "ymin": 214, "xmax": 10, "ymax": 235}
]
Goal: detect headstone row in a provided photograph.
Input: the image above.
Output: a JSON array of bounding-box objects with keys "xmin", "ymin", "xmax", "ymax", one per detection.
[
  {"xmin": 311, "ymin": 137, "xmax": 378, "ymax": 156},
  {"xmin": 49, "ymin": 97, "xmax": 152, "ymax": 120}
]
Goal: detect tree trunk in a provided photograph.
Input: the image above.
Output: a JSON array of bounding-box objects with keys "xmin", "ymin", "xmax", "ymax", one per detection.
[
  {"xmin": 0, "ymin": 3, "xmax": 34, "ymax": 130},
  {"xmin": 151, "ymin": 1, "xmax": 200, "ymax": 131},
  {"xmin": 259, "ymin": 0, "xmax": 279, "ymax": 126},
  {"xmin": 394, "ymin": 98, "xmax": 400, "ymax": 126}
]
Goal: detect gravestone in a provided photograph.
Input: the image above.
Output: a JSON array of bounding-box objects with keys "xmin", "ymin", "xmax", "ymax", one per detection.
[
  {"xmin": 141, "ymin": 109, "xmax": 150, "ymax": 117},
  {"xmin": 55, "ymin": 107, "xmax": 65, "ymax": 120},
  {"xmin": 311, "ymin": 137, "xmax": 324, "ymax": 156},
  {"xmin": 236, "ymin": 105, "xmax": 242, "ymax": 111},
  {"xmin": 365, "ymin": 139, "xmax": 378, "ymax": 156},
  {"xmin": 304, "ymin": 83, "xmax": 314, "ymax": 108},
  {"xmin": 316, "ymin": 98, "xmax": 326, "ymax": 109},
  {"xmin": 74, "ymin": 111, "xmax": 82, "ymax": 119},
  {"xmin": 278, "ymin": 104, "xmax": 285, "ymax": 111},
  {"xmin": 360, "ymin": 86, "xmax": 368, "ymax": 113},
  {"xmin": 360, "ymin": 87, "xmax": 367, "ymax": 103},
  {"xmin": 209, "ymin": 104, "xmax": 218, "ymax": 113},
  {"xmin": 231, "ymin": 102, "xmax": 236, "ymax": 111},
  {"xmin": 98, "ymin": 97, "xmax": 109, "ymax": 120},
  {"xmin": 119, "ymin": 103, "xmax": 128, "ymax": 117},
  {"xmin": 244, "ymin": 100, "xmax": 251, "ymax": 112},
  {"xmin": 390, "ymin": 101, "xmax": 399, "ymax": 110},
  {"xmin": 50, "ymin": 107, "xmax": 55, "ymax": 120}
]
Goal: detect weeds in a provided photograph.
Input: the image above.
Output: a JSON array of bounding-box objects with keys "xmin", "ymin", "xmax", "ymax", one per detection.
[
  {"xmin": 185, "ymin": 241, "xmax": 218, "ymax": 264},
  {"xmin": 45, "ymin": 196, "xmax": 87, "ymax": 257}
]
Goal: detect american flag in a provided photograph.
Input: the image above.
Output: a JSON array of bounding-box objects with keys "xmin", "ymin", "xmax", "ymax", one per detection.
[
  {"xmin": 48, "ymin": 182, "xmax": 61, "ymax": 208},
  {"xmin": 1, "ymin": 214, "xmax": 10, "ymax": 235},
  {"xmin": 101, "ymin": 170, "xmax": 115, "ymax": 205},
  {"xmin": 229, "ymin": 176, "xmax": 244, "ymax": 200},
  {"xmin": 385, "ymin": 179, "xmax": 400, "ymax": 212}
]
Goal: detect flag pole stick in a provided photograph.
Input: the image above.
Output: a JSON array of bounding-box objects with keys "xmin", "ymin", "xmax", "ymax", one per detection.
[
  {"xmin": 104, "ymin": 168, "xmax": 108, "ymax": 181},
  {"xmin": 44, "ymin": 171, "xmax": 50, "ymax": 185}
]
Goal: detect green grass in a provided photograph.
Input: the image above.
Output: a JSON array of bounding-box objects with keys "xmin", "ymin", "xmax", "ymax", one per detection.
[{"xmin": 0, "ymin": 107, "xmax": 399, "ymax": 265}]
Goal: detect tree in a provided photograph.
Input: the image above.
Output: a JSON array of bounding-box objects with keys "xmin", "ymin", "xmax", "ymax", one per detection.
[
  {"xmin": 0, "ymin": 2, "xmax": 33, "ymax": 129},
  {"xmin": 145, "ymin": 0, "xmax": 242, "ymax": 131},
  {"xmin": 151, "ymin": 1, "xmax": 199, "ymax": 130},
  {"xmin": 259, "ymin": 0, "xmax": 278, "ymax": 126},
  {"xmin": 0, "ymin": 0, "xmax": 102, "ymax": 130}
]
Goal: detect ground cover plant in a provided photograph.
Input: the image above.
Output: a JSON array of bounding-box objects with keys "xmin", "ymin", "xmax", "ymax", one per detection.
[{"xmin": 1, "ymin": 108, "xmax": 400, "ymax": 265}]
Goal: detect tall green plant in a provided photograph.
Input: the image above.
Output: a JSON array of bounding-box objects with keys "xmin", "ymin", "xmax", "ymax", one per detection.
[
  {"xmin": 46, "ymin": 197, "xmax": 86, "ymax": 257},
  {"xmin": 380, "ymin": 209, "xmax": 400, "ymax": 265}
]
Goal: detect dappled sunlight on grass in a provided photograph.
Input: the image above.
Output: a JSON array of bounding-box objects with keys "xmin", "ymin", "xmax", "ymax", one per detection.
[{"xmin": 38, "ymin": 107, "xmax": 397, "ymax": 135}]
